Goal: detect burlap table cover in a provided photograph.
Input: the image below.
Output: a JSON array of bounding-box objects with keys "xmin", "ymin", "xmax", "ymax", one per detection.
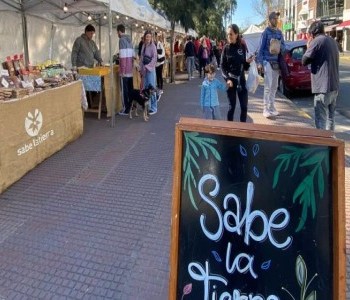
[{"xmin": 0, "ymin": 81, "xmax": 84, "ymax": 193}]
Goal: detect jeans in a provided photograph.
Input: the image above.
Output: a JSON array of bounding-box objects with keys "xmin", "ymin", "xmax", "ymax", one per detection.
[
  {"xmin": 186, "ymin": 56, "xmax": 195, "ymax": 78},
  {"xmin": 199, "ymin": 58, "xmax": 209, "ymax": 77},
  {"xmin": 121, "ymin": 76, "xmax": 133, "ymax": 113},
  {"xmin": 143, "ymin": 69, "xmax": 157, "ymax": 112},
  {"xmin": 314, "ymin": 91, "xmax": 338, "ymax": 130},
  {"xmin": 156, "ymin": 64, "xmax": 163, "ymax": 90},
  {"xmin": 263, "ymin": 61, "xmax": 279, "ymax": 111},
  {"xmin": 203, "ymin": 106, "xmax": 222, "ymax": 120},
  {"xmin": 226, "ymin": 76, "xmax": 248, "ymax": 122}
]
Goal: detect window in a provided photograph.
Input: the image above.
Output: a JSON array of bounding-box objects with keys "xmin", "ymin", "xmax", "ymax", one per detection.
[{"xmin": 291, "ymin": 46, "xmax": 306, "ymax": 60}]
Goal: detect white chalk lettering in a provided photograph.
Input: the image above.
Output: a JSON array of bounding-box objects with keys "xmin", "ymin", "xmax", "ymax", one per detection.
[
  {"xmin": 226, "ymin": 242, "xmax": 257, "ymax": 279},
  {"xmin": 188, "ymin": 260, "xmax": 227, "ymax": 300},
  {"xmin": 198, "ymin": 175, "xmax": 292, "ymax": 249},
  {"xmin": 199, "ymin": 174, "xmax": 223, "ymax": 242},
  {"xmin": 188, "ymin": 260, "xmax": 279, "ymax": 300}
]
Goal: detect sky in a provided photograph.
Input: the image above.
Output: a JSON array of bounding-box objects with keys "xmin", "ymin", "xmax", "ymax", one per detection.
[{"xmin": 232, "ymin": 0, "xmax": 264, "ymax": 30}]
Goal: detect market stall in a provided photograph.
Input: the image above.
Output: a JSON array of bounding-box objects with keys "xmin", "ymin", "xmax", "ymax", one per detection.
[
  {"xmin": 79, "ymin": 66, "xmax": 120, "ymax": 118},
  {"xmin": 0, "ymin": 81, "xmax": 84, "ymax": 194}
]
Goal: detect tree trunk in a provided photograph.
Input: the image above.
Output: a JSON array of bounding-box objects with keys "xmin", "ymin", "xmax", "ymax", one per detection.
[{"xmin": 170, "ymin": 21, "xmax": 175, "ymax": 83}]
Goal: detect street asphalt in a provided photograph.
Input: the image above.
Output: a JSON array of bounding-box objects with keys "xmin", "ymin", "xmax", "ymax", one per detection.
[{"xmin": 0, "ymin": 67, "xmax": 348, "ymax": 299}]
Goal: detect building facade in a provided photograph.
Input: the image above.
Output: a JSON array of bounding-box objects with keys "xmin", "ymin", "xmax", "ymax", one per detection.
[{"xmin": 282, "ymin": 0, "xmax": 350, "ymax": 51}]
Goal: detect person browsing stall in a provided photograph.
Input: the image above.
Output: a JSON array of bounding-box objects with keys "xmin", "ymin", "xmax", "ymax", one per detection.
[
  {"xmin": 221, "ymin": 24, "xmax": 254, "ymax": 122},
  {"xmin": 139, "ymin": 30, "xmax": 158, "ymax": 115},
  {"xmin": 117, "ymin": 24, "xmax": 134, "ymax": 115},
  {"xmin": 71, "ymin": 24, "xmax": 103, "ymax": 69},
  {"xmin": 155, "ymin": 32, "xmax": 165, "ymax": 95}
]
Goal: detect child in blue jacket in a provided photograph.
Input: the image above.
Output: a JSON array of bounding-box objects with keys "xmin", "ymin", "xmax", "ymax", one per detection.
[{"xmin": 200, "ymin": 64, "xmax": 227, "ymax": 120}]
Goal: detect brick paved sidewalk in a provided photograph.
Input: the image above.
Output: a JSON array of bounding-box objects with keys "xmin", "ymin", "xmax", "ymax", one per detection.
[{"xmin": 0, "ymin": 73, "xmax": 348, "ymax": 299}]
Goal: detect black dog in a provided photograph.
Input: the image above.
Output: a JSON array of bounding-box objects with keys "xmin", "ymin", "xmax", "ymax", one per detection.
[{"xmin": 129, "ymin": 85, "xmax": 155, "ymax": 122}]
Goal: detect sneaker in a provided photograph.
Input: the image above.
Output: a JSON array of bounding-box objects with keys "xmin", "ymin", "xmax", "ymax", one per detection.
[
  {"xmin": 118, "ymin": 111, "xmax": 128, "ymax": 116},
  {"xmin": 263, "ymin": 109, "xmax": 273, "ymax": 118},
  {"xmin": 269, "ymin": 107, "xmax": 279, "ymax": 116},
  {"xmin": 270, "ymin": 109, "xmax": 279, "ymax": 116},
  {"xmin": 149, "ymin": 110, "xmax": 157, "ymax": 115}
]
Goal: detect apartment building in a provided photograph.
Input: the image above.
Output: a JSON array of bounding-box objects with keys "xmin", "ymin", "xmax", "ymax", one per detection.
[{"xmin": 282, "ymin": 0, "xmax": 350, "ymax": 51}]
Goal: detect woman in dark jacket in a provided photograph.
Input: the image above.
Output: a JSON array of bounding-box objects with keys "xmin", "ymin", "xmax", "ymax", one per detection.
[{"xmin": 221, "ymin": 24, "xmax": 255, "ymax": 122}]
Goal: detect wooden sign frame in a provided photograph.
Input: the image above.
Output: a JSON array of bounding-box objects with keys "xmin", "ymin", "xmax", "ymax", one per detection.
[{"xmin": 169, "ymin": 117, "xmax": 345, "ymax": 300}]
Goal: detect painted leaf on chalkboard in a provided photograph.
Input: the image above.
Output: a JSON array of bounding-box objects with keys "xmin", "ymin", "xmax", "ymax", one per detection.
[
  {"xmin": 296, "ymin": 255, "xmax": 307, "ymax": 288},
  {"xmin": 183, "ymin": 132, "xmax": 221, "ymax": 210},
  {"xmin": 282, "ymin": 255, "xmax": 318, "ymax": 300},
  {"xmin": 253, "ymin": 144, "xmax": 259, "ymax": 156},
  {"xmin": 305, "ymin": 291, "xmax": 316, "ymax": 300},
  {"xmin": 183, "ymin": 283, "xmax": 192, "ymax": 295},
  {"xmin": 239, "ymin": 145, "xmax": 248, "ymax": 156},
  {"xmin": 273, "ymin": 146, "xmax": 329, "ymax": 232},
  {"xmin": 211, "ymin": 250, "xmax": 222, "ymax": 262}
]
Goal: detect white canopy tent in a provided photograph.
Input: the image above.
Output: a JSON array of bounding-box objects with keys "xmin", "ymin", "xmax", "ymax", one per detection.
[
  {"xmin": 0, "ymin": 0, "xmax": 171, "ymax": 67},
  {"xmin": 242, "ymin": 25, "xmax": 263, "ymax": 55},
  {"xmin": 0, "ymin": 0, "xmax": 173, "ymax": 127}
]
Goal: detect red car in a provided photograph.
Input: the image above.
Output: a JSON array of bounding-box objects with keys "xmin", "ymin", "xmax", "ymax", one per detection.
[{"xmin": 278, "ymin": 40, "xmax": 311, "ymax": 97}]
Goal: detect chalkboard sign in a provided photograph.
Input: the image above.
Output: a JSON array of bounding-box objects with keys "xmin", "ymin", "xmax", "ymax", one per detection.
[{"xmin": 169, "ymin": 118, "xmax": 345, "ymax": 300}]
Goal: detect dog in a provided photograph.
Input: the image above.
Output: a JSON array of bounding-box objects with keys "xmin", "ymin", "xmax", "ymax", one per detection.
[{"xmin": 129, "ymin": 85, "xmax": 155, "ymax": 122}]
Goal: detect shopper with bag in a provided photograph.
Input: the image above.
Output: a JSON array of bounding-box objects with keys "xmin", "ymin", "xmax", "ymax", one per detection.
[
  {"xmin": 257, "ymin": 11, "xmax": 285, "ymax": 118},
  {"xmin": 139, "ymin": 30, "xmax": 158, "ymax": 115},
  {"xmin": 221, "ymin": 24, "xmax": 255, "ymax": 122}
]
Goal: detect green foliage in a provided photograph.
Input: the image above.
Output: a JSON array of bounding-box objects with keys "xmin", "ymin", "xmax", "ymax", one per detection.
[
  {"xmin": 149, "ymin": 0, "xmax": 236, "ymax": 37},
  {"xmin": 273, "ymin": 146, "xmax": 329, "ymax": 232},
  {"xmin": 183, "ymin": 132, "xmax": 221, "ymax": 210}
]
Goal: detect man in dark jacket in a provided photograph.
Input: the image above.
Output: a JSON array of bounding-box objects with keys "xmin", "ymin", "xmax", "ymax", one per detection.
[
  {"xmin": 302, "ymin": 21, "xmax": 339, "ymax": 131},
  {"xmin": 184, "ymin": 36, "xmax": 196, "ymax": 80},
  {"xmin": 71, "ymin": 24, "xmax": 103, "ymax": 69}
]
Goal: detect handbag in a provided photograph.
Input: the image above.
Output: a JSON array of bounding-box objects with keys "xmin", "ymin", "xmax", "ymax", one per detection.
[
  {"xmin": 143, "ymin": 55, "xmax": 152, "ymax": 65},
  {"xmin": 142, "ymin": 46, "xmax": 152, "ymax": 65},
  {"xmin": 269, "ymin": 61, "xmax": 280, "ymax": 71},
  {"xmin": 269, "ymin": 38, "xmax": 281, "ymax": 55}
]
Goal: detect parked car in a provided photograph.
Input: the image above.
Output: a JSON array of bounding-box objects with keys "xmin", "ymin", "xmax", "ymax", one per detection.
[{"xmin": 278, "ymin": 40, "xmax": 311, "ymax": 97}]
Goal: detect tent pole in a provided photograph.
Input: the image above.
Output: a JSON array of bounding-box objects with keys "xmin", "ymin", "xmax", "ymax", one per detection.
[
  {"xmin": 20, "ymin": 3, "xmax": 29, "ymax": 67},
  {"xmin": 109, "ymin": 2, "xmax": 116, "ymax": 128}
]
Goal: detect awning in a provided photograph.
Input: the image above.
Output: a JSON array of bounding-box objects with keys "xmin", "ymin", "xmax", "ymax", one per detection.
[{"xmin": 336, "ymin": 20, "xmax": 350, "ymax": 30}]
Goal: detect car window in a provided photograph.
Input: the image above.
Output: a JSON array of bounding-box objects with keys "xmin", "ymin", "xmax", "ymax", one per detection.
[{"xmin": 291, "ymin": 46, "xmax": 306, "ymax": 60}]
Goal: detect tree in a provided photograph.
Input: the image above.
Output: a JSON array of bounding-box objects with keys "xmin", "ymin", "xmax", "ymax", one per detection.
[
  {"xmin": 194, "ymin": 0, "xmax": 236, "ymax": 39},
  {"xmin": 251, "ymin": 0, "xmax": 284, "ymax": 25},
  {"xmin": 149, "ymin": 0, "xmax": 218, "ymax": 82}
]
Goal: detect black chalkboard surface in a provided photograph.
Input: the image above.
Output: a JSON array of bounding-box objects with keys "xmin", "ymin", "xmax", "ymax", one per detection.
[{"xmin": 169, "ymin": 118, "xmax": 345, "ymax": 300}]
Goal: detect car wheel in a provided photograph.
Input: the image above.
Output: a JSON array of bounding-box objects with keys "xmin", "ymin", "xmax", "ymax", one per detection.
[{"xmin": 278, "ymin": 76, "xmax": 291, "ymax": 98}]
